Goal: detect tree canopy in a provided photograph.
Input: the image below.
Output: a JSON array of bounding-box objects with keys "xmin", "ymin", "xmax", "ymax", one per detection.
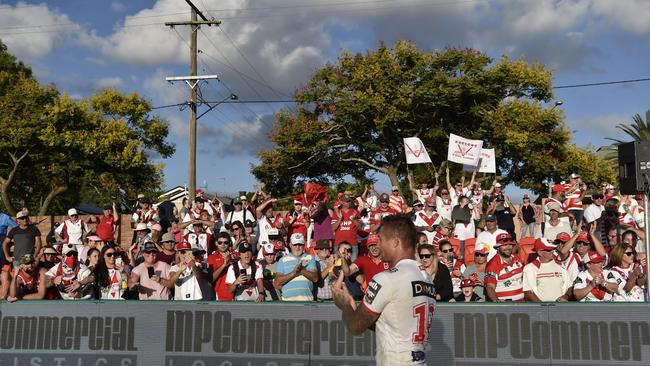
[
  {"xmin": 0, "ymin": 40, "xmax": 175, "ymax": 215},
  {"xmin": 253, "ymin": 41, "xmax": 614, "ymax": 195}
]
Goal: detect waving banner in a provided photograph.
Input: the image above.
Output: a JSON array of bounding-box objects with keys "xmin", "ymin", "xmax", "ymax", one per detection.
[
  {"xmin": 478, "ymin": 148, "xmax": 496, "ymax": 173},
  {"xmin": 404, "ymin": 137, "xmax": 432, "ymax": 164},
  {"xmin": 447, "ymin": 133, "xmax": 483, "ymax": 166}
]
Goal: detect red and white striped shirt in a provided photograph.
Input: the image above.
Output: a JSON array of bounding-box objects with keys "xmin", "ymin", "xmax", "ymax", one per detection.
[
  {"xmin": 389, "ymin": 193, "xmax": 406, "ymax": 213},
  {"xmin": 485, "ymin": 255, "xmax": 524, "ymax": 301},
  {"xmin": 564, "ymin": 184, "xmax": 583, "ymax": 210}
]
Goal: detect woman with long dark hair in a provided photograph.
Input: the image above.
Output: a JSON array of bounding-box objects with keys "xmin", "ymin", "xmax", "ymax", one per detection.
[{"xmin": 93, "ymin": 245, "xmax": 127, "ymax": 300}]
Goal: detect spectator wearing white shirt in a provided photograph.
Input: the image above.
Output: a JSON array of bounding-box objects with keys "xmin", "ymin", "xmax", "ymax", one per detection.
[
  {"xmin": 543, "ymin": 202, "xmax": 573, "ymax": 241},
  {"xmin": 55, "ymin": 209, "xmax": 90, "ymax": 254},
  {"xmin": 225, "ymin": 242, "xmax": 265, "ymax": 302},
  {"xmin": 523, "ymin": 238, "xmax": 571, "ymax": 302}
]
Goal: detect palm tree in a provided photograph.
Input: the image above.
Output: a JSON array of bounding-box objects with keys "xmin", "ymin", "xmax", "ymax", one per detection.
[{"xmin": 599, "ymin": 110, "xmax": 650, "ymax": 164}]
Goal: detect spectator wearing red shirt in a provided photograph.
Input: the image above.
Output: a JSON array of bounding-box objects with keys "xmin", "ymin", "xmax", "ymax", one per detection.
[
  {"xmin": 89, "ymin": 203, "xmax": 119, "ymax": 244},
  {"xmin": 331, "ymin": 196, "xmax": 361, "ymax": 259},
  {"xmin": 207, "ymin": 232, "xmax": 234, "ymax": 301},
  {"xmin": 485, "ymin": 232, "xmax": 524, "ymax": 302},
  {"xmin": 156, "ymin": 232, "xmax": 177, "ymax": 265},
  {"xmin": 388, "ymin": 186, "xmax": 407, "ymax": 213},
  {"xmin": 285, "ymin": 200, "xmax": 309, "ymax": 242},
  {"xmin": 340, "ymin": 233, "xmax": 388, "ymax": 291},
  {"xmin": 369, "ymin": 194, "xmax": 398, "ymax": 233}
]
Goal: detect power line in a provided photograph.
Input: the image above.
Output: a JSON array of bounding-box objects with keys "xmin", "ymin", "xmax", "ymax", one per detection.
[{"xmin": 553, "ymin": 77, "xmax": 650, "ymax": 89}]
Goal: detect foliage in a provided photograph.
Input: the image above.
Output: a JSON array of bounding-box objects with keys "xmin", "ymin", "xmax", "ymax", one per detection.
[
  {"xmin": 0, "ymin": 40, "xmax": 174, "ymax": 215},
  {"xmin": 600, "ymin": 110, "xmax": 650, "ymax": 166},
  {"xmin": 253, "ymin": 41, "xmax": 602, "ymax": 195}
]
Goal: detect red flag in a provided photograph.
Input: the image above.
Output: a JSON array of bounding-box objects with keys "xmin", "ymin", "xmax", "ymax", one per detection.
[{"xmin": 293, "ymin": 182, "xmax": 328, "ymax": 207}]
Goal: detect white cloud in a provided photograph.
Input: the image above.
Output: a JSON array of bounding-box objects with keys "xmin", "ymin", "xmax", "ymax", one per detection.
[
  {"xmin": 94, "ymin": 76, "xmax": 124, "ymax": 89},
  {"xmin": 142, "ymin": 68, "xmax": 188, "ymax": 106},
  {"xmin": 111, "ymin": 2, "xmax": 127, "ymax": 13},
  {"xmin": 0, "ymin": 1, "xmax": 81, "ymax": 60}
]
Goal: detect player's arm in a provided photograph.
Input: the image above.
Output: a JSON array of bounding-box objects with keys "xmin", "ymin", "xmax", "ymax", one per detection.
[{"xmin": 341, "ymin": 303, "xmax": 379, "ymax": 336}]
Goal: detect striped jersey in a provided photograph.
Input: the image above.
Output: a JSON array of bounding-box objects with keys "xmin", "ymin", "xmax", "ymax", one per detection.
[
  {"xmin": 389, "ymin": 194, "xmax": 407, "ymax": 213},
  {"xmin": 485, "ymin": 254, "xmax": 524, "ymax": 301}
]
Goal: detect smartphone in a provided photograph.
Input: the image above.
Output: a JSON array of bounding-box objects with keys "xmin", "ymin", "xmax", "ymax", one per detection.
[
  {"xmin": 116, "ymin": 257, "xmax": 123, "ymax": 267},
  {"xmin": 147, "ymin": 267, "xmax": 155, "ymax": 278}
]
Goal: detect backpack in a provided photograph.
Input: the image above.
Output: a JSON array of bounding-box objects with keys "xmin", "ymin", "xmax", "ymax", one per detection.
[{"xmin": 232, "ymin": 260, "xmax": 258, "ymax": 281}]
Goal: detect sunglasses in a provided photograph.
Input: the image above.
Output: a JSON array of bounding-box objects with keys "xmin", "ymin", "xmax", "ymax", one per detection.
[
  {"xmin": 624, "ymin": 252, "xmax": 635, "ymax": 257},
  {"xmin": 419, "ymin": 254, "xmax": 432, "ymax": 259},
  {"xmin": 264, "ymin": 253, "xmax": 275, "ymax": 256},
  {"xmin": 104, "ymin": 252, "xmax": 115, "ymax": 258},
  {"xmin": 474, "ymin": 253, "xmax": 488, "ymax": 257},
  {"xmin": 232, "ymin": 227, "xmax": 242, "ymax": 231},
  {"xmin": 576, "ymin": 241, "xmax": 590, "ymax": 246},
  {"xmin": 441, "ymin": 249, "xmax": 454, "ymax": 253},
  {"xmin": 341, "ymin": 248, "xmax": 352, "ymax": 253},
  {"xmin": 217, "ymin": 241, "xmax": 230, "ymax": 245},
  {"xmin": 144, "ymin": 251, "xmax": 157, "ymax": 254}
]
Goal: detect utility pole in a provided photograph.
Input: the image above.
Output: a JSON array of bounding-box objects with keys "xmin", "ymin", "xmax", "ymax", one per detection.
[{"xmin": 164, "ymin": 0, "xmax": 220, "ymax": 202}]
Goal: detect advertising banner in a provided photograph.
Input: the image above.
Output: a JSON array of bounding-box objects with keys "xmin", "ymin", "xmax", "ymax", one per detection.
[{"xmin": 0, "ymin": 302, "xmax": 649, "ymax": 365}]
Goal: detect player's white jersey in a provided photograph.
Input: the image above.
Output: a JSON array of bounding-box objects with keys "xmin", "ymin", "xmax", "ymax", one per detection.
[{"xmin": 362, "ymin": 259, "xmax": 436, "ymax": 366}]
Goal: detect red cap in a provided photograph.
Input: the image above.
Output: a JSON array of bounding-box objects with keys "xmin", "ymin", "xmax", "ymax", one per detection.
[
  {"xmin": 552, "ymin": 184, "xmax": 565, "ymax": 193},
  {"xmin": 555, "ymin": 232, "xmax": 571, "ymax": 242},
  {"xmin": 460, "ymin": 279, "xmax": 475, "ymax": 288},
  {"xmin": 366, "ymin": 233, "xmax": 380, "ymax": 246},
  {"xmin": 175, "ymin": 241, "xmax": 191, "ymax": 251},
  {"xmin": 576, "ymin": 232, "xmax": 590, "ymax": 243},
  {"xmin": 262, "ymin": 243, "xmax": 275, "ymax": 255},
  {"xmin": 534, "ymin": 238, "xmax": 556, "ymax": 251},
  {"xmin": 583, "ymin": 250, "xmax": 605, "ymax": 264},
  {"xmin": 523, "ymin": 194, "xmax": 530, "ymax": 199},
  {"xmin": 495, "ymin": 232, "xmax": 514, "ymax": 247}
]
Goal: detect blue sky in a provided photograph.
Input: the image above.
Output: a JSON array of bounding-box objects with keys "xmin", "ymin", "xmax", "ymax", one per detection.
[{"xmin": 1, "ymin": 0, "xmax": 649, "ymax": 198}]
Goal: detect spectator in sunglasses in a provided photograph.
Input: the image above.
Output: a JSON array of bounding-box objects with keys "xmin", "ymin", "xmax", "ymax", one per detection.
[
  {"xmin": 608, "ymin": 243, "xmax": 646, "ymax": 302},
  {"xmin": 93, "ymin": 245, "xmax": 128, "ymax": 300},
  {"xmin": 207, "ymin": 232, "xmax": 235, "ymax": 301},
  {"xmin": 129, "ymin": 242, "xmax": 173, "ymax": 300},
  {"xmin": 439, "ymin": 240, "xmax": 465, "ymax": 297},
  {"xmin": 417, "ymin": 244, "xmax": 452, "ymax": 301},
  {"xmin": 523, "ymin": 238, "xmax": 571, "ymax": 302},
  {"xmin": 46, "ymin": 244, "xmax": 93, "ymax": 299},
  {"xmin": 573, "ymin": 251, "xmax": 617, "ymax": 302},
  {"xmin": 7, "ymin": 254, "xmax": 46, "ymax": 302},
  {"xmin": 463, "ymin": 244, "xmax": 490, "ymax": 298}
]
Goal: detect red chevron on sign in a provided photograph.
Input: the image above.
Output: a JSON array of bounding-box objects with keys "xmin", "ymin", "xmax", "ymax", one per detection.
[{"xmin": 405, "ymin": 142, "xmax": 424, "ymax": 157}]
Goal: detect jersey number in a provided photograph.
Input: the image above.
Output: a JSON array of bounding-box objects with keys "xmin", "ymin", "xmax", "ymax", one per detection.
[{"xmin": 412, "ymin": 302, "xmax": 435, "ymax": 343}]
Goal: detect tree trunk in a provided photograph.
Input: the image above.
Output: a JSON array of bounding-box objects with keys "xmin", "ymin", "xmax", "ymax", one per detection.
[
  {"xmin": 386, "ymin": 166, "xmax": 402, "ymax": 194},
  {"xmin": 38, "ymin": 184, "xmax": 68, "ymax": 216},
  {"xmin": 0, "ymin": 150, "xmax": 29, "ymax": 216}
]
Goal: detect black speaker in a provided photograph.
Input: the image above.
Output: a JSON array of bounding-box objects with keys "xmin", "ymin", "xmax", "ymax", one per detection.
[{"xmin": 618, "ymin": 141, "xmax": 650, "ymax": 194}]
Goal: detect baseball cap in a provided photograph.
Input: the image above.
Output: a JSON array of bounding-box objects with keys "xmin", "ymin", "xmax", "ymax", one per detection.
[
  {"xmin": 474, "ymin": 243, "xmax": 490, "ymax": 255},
  {"xmin": 494, "ymin": 183, "xmax": 502, "ymax": 188},
  {"xmin": 391, "ymin": 185, "xmax": 399, "ymax": 191},
  {"xmin": 547, "ymin": 202, "xmax": 563, "ymax": 213},
  {"xmin": 555, "ymin": 232, "xmax": 571, "ymax": 243},
  {"xmin": 262, "ymin": 243, "xmax": 275, "ymax": 255},
  {"xmin": 413, "ymin": 199, "xmax": 424, "ymax": 207},
  {"xmin": 137, "ymin": 193, "xmax": 145, "ymax": 200},
  {"xmin": 67, "ymin": 208, "xmax": 78, "ymax": 216},
  {"xmin": 143, "ymin": 242, "xmax": 158, "ymax": 252},
  {"xmin": 315, "ymin": 239, "xmax": 330, "ymax": 250},
  {"xmin": 570, "ymin": 173, "xmax": 581, "ymax": 179},
  {"xmin": 583, "ymin": 251, "xmax": 605, "ymax": 264},
  {"xmin": 19, "ymin": 254, "xmax": 35, "ymax": 264},
  {"xmin": 62, "ymin": 244, "xmax": 77, "ymax": 255},
  {"xmin": 194, "ymin": 196, "xmax": 205, "ymax": 203},
  {"xmin": 379, "ymin": 193, "xmax": 390, "ymax": 202},
  {"xmin": 86, "ymin": 235, "xmax": 102, "ymax": 242},
  {"xmin": 576, "ymin": 232, "xmax": 590, "ymax": 243},
  {"xmin": 160, "ymin": 232, "xmax": 177, "ymax": 243},
  {"xmin": 175, "ymin": 241, "xmax": 191, "ymax": 251},
  {"xmin": 534, "ymin": 238, "xmax": 556, "ymax": 251},
  {"xmin": 232, "ymin": 197, "xmax": 242, "ymax": 204},
  {"xmin": 523, "ymin": 194, "xmax": 530, "ymax": 199},
  {"xmin": 16, "ymin": 210, "xmax": 29, "ymax": 219},
  {"xmin": 552, "ymin": 184, "xmax": 565, "ymax": 193},
  {"xmin": 366, "ymin": 233, "xmax": 380, "ymax": 246},
  {"xmin": 460, "ymin": 279, "xmax": 475, "ymax": 288},
  {"xmin": 485, "ymin": 214, "xmax": 497, "ymax": 222},
  {"xmin": 495, "ymin": 232, "xmax": 514, "ymax": 247},
  {"xmin": 293, "ymin": 199, "xmax": 303, "ymax": 205},
  {"xmin": 237, "ymin": 242, "xmax": 253, "ymax": 253},
  {"xmin": 240, "ymin": 195, "xmax": 248, "ymax": 201},
  {"xmin": 290, "ymin": 233, "xmax": 305, "ymax": 245}
]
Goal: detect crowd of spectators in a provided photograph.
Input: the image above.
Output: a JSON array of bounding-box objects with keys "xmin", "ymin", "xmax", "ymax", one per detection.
[{"xmin": 0, "ymin": 169, "xmax": 647, "ymax": 303}]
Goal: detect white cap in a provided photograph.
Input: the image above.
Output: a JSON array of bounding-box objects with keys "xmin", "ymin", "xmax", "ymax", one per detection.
[
  {"xmin": 290, "ymin": 233, "xmax": 305, "ymax": 245},
  {"xmin": 605, "ymin": 184, "xmax": 615, "ymax": 189},
  {"xmin": 68, "ymin": 208, "xmax": 78, "ymax": 216},
  {"xmin": 293, "ymin": 199, "xmax": 302, "ymax": 205},
  {"xmin": 494, "ymin": 183, "xmax": 502, "ymax": 188},
  {"xmin": 268, "ymin": 228, "xmax": 279, "ymax": 236},
  {"xmin": 62, "ymin": 243, "xmax": 77, "ymax": 255},
  {"xmin": 391, "ymin": 185, "xmax": 399, "ymax": 191},
  {"xmin": 240, "ymin": 195, "xmax": 247, "ymax": 200},
  {"xmin": 570, "ymin": 173, "xmax": 580, "ymax": 179},
  {"xmin": 16, "ymin": 210, "xmax": 29, "ymax": 219}
]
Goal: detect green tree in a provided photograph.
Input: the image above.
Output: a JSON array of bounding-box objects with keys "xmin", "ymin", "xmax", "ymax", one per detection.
[
  {"xmin": 253, "ymin": 41, "xmax": 607, "ymax": 195},
  {"xmin": 0, "ymin": 40, "xmax": 174, "ymax": 215},
  {"xmin": 600, "ymin": 110, "xmax": 650, "ymax": 165}
]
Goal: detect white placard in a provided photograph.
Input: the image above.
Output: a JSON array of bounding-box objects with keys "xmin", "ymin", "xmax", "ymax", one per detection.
[
  {"xmin": 447, "ymin": 133, "xmax": 483, "ymax": 166},
  {"xmin": 404, "ymin": 137, "xmax": 432, "ymax": 164}
]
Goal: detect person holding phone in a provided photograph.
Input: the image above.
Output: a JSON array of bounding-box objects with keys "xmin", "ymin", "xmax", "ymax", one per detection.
[
  {"xmin": 129, "ymin": 242, "xmax": 173, "ymax": 300},
  {"xmin": 225, "ymin": 242, "xmax": 265, "ymax": 302}
]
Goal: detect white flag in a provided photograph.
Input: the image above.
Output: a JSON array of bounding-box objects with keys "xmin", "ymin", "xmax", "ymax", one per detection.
[
  {"xmin": 478, "ymin": 148, "xmax": 496, "ymax": 173},
  {"xmin": 447, "ymin": 133, "xmax": 483, "ymax": 166},
  {"xmin": 403, "ymin": 137, "xmax": 432, "ymax": 164}
]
